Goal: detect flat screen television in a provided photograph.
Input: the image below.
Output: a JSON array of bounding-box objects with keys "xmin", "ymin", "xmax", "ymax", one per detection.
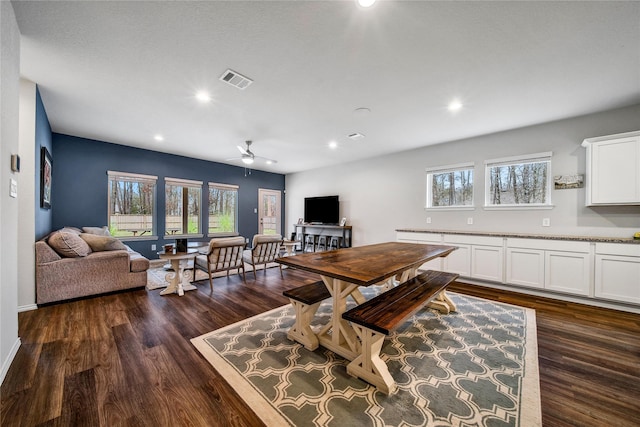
[{"xmin": 304, "ymin": 195, "xmax": 339, "ymax": 225}]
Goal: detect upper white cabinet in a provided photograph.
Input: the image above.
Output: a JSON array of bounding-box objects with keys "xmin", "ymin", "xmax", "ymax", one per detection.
[{"xmin": 582, "ymin": 130, "xmax": 640, "ymax": 206}]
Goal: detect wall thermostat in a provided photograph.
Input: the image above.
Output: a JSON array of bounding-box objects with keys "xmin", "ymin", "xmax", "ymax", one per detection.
[{"xmin": 11, "ymin": 154, "xmax": 20, "ymax": 172}]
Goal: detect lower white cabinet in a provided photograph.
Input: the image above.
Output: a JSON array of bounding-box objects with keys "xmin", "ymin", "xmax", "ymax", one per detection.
[
  {"xmin": 594, "ymin": 243, "xmax": 640, "ymax": 304},
  {"xmin": 443, "ymin": 235, "xmax": 504, "ymax": 282},
  {"xmin": 396, "ymin": 230, "xmax": 640, "ymax": 308},
  {"xmin": 506, "ymin": 247, "xmax": 545, "ymax": 289},
  {"xmin": 506, "ymin": 238, "xmax": 592, "ymax": 296}
]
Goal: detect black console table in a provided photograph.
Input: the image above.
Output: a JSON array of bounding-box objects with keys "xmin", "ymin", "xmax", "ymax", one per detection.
[{"xmin": 293, "ymin": 224, "xmax": 352, "ymax": 251}]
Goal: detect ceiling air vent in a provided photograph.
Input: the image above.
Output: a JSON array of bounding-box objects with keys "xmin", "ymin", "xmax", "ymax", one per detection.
[
  {"xmin": 219, "ymin": 69, "xmax": 253, "ymax": 90},
  {"xmin": 348, "ymin": 132, "xmax": 365, "ymax": 140}
]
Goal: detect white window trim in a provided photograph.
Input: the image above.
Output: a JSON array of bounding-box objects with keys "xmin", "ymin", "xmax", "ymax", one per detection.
[
  {"xmin": 165, "ymin": 177, "xmax": 203, "ymax": 187},
  {"xmin": 426, "ymin": 162, "xmax": 475, "ymax": 209},
  {"xmin": 208, "ymin": 182, "xmax": 239, "ymax": 190},
  {"xmin": 484, "ymin": 151, "xmax": 553, "ymax": 208}
]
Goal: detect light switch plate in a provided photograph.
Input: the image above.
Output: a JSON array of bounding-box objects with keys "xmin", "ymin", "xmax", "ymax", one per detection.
[
  {"xmin": 9, "ymin": 178, "xmax": 17, "ymax": 198},
  {"xmin": 467, "ymin": 217, "xmax": 473, "ymax": 225},
  {"xmin": 542, "ymin": 218, "xmax": 550, "ymax": 227}
]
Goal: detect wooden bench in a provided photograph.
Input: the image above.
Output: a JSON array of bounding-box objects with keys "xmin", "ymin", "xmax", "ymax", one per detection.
[
  {"xmin": 342, "ymin": 270, "xmax": 459, "ymax": 394},
  {"xmin": 283, "ymin": 281, "xmax": 332, "ymax": 350}
]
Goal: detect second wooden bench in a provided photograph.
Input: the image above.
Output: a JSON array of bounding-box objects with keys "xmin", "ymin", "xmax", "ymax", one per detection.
[{"xmin": 342, "ymin": 270, "xmax": 459, "ymax": 394}]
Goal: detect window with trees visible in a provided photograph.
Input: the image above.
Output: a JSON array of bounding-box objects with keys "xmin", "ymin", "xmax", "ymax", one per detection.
[
  {"xmin": 426, "ymin": 163, "xmax": 474, "ymax": 208},
  {"xmin": 165, "ymin": 178, "xmax": 202, "ymax": 236},
  {"xmin": 107, "ymin": 171, "xmax": 157, "ymax": 237},
  {"xmin": 485, "ymin": 152, "xmax": 552, "ymax": 207},
  {"xmin": 208, "ymin": 183, "xmax": 238, "ymax": 235}
]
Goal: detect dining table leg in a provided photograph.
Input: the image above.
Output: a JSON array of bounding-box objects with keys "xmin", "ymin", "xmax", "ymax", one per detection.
[
  {"xmin": 316, "ymin": 276, "xmax": 362, "ymax": 361},
  {"xmin": 160, "ymin": 258, "xmax": 197, "ymax": 296}
]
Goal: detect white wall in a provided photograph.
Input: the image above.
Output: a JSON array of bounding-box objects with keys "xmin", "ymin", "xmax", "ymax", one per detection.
[
  {"xmin": 285, "ymin": 104, "xmax": 640, "ymax": 246},
  {"xmin": 18, "ymin": 79, "xmax": 36, "ymax": 311},
  {"xmin": 0, "ymin": 1, "xmax": 21, "ymax": 384}
]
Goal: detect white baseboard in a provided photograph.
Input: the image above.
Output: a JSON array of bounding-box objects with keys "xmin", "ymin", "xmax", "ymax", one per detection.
[
  {"xmin": 0, "ymin": 337, "xmax": 21, "ymax": 386},
  {"xmin": 18, "ymin": 304, "xmax": 37, "ymax": 313}
]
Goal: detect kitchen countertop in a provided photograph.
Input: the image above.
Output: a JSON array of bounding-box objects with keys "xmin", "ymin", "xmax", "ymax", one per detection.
[{"xmin": 396, "ymin": 228, "xmax": 640, "ymax": 244}]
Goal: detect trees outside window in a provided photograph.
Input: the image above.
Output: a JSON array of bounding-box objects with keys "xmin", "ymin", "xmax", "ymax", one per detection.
[
  {"xmin": 165, "ymin": 178, "xmax": 202, "ymax": 236},
  {"xmin": 426, "ymin": 163, "xmax": 474, "ymax": 208},
  {"xmin": 208, "ymin": 183, "xmax": 238, "ymax": 235},
  {"xmin": 485, "ymin": 153, "xmax": 552, "ymax": 207},
  {"xmin": 108, "ymin": 171, "xmax": 156, "ymax": 237}
]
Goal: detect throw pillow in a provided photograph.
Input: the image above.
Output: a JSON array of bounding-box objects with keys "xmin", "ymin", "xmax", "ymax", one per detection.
[
  {"xmin": 48, "ymin": 231, "xmax": 92, "ymax": 258},
  {"xmin": 60, "ymin": 226, "xmax": 82, "ymax": 235},
  {"xmin": 82, "ymin": 226, "xmax": 111, "ymax": 236},
  {"xmin": 80, "ymin": 233, "xmax": 127, "ymax": 252}
]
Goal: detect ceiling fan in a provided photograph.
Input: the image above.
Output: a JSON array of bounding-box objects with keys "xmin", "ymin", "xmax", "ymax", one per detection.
[{"xmin": 226, "ymin": 140, "xmax": 277, "ymax": 165}]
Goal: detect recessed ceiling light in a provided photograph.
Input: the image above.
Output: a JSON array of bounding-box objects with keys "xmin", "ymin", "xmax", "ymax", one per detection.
[
  {"xmin": 357, "ymin": 0, "xmax": 376, "ymax": 8},
  {"xmin": 448, "ymin": 99, "xmax": 463, "ymax": 113},
  {"xmin": 265, "ymin": 160, "xmax": 273, "ymax": 165},
  {"xmin": 154, "ymin": 134, "xmax": 164, "ymax": 142},
  {"xmin": 328, "ymin": 141, "xmax": 338, "ymax": 149},
  {"xmin": 195, "ymin": 91, "xmax": 211, "ymax": 103}
]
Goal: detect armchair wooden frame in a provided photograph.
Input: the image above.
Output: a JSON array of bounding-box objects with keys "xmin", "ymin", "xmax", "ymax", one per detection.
[
  {"xmin": 243, "ymin": 234, "xmax": 284, "ymax": 278},
  {"xmin": 194, "ymin": 236, "xmax": 246, "ymax": 291}
]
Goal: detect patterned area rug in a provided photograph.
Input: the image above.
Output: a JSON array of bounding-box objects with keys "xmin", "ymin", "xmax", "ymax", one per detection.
[
  {"xmin": 146, "ymin": 260, "xmax": 280, "ymax": 290},
  {"xmin": 192, "ymin": 290, "xmax": 541, "ymax": 427}
]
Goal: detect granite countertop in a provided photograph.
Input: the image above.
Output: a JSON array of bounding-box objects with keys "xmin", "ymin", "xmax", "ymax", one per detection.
[{"xmin": 396, "ymin": 228, "xmax": 640, "ymax": 244}]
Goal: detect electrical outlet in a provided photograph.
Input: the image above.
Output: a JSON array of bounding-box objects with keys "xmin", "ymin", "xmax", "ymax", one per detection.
[
  {"xmin": 467, "ymin": 217, "xmax": 473, "ymax": 225},
  {"xmin": 542, "ymin": 218, "xmax": 550, "ymax": 227},
  {"xmin": 151, "ymin": 244, "xmax": 156, "ymax": 250},
  {"xmin": 426, "ymin": 217, "xmax": 431, "ymax": 224}
]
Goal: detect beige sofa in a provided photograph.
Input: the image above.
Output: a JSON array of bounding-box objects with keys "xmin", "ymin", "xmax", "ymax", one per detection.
[{"xmin": 35, "ymin": 227, "xmax": 149, "ymax": 305}]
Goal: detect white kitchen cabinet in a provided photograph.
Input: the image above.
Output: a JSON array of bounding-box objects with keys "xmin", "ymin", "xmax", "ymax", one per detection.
[
  {"xmin": 442, "ymin": 234, "xmax": 504, "ymax": 281},
  {"xmin": 506, "ymin": 238, "xmax": 592, "ymax": 296},
  {"xmin": 506, "ymin": 247, "xmax": 545, "ymax": 288},
  {"xmin": 582, "ymin": 130, "xmax": 640, "ymax": 206},
  {"xmin": 594, "ymin": 243, "xmax": 640, "ymax": 304}
]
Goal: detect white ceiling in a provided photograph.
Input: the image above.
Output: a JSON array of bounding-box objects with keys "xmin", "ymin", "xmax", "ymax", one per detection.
[{"xmin": 12, "ymin": 1, "xmax": 640, "ymax": 175}]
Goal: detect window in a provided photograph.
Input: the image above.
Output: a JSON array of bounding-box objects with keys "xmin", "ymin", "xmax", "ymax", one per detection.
[
  {"xmin": 485, "ymin": 152, "xmax": 552, "ymax": 208},
  {"xmin": 107, "ymin": 171, "xmax": 157, "ymax": 237},
  {"xmin": 208, "ymin": 183, "xmax": 238, "ymax": 235},
  {"xmin": 426, "ymin": 163, "xmax": 474, "ymax": 208},
  {"xmin": 165, "ymin": 177, "xmax": 202, "ymax": 236}
]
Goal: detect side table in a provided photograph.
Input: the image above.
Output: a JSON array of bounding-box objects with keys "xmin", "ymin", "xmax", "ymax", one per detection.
[{"xmin": 158, "ymin": 249, "xmax": 199, "ymax": 296}]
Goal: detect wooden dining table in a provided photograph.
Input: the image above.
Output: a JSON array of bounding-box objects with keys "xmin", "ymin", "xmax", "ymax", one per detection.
[{"xmin": 276, "ymin": 242, "xmax": 457, "ymax": 361}]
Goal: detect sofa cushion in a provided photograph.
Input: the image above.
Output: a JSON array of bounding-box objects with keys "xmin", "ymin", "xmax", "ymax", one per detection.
[
  {"xmin": 48, "ymin": 231, "xmax": 93, "ymax": 258},
  {"xmin": 80, "ymin": 233, "xmax": 127, "ymax": 252},
  {"xmin": 61, "ymin": 226, "xmax": 82, "ymax": 235},
  {"xmin": 129, "ymin": 252, "xmax": 150, "ymax": 272},
  {"xmin": 83, "ymin": 226, "xmax": 111, "ymax": 236}
]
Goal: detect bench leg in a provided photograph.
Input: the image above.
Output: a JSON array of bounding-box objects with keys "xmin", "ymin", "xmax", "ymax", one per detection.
[
  {"xmin": 427, "ymin": 290, "xmax": 457, "ymax": 314},
  {"xmin": 346, "ymin": 325, "xmax": 397, "ymax": 395},
  {"xmin": 286, "ymin": 299, "xmax": 321, "ymax": 351}
]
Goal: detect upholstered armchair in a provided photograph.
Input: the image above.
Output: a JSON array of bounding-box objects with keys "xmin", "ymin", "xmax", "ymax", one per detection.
[
  {"xmin": 242, "ymin": 234, "xmax": 284, "ymax": 278},
  {"xmin": 194, "ymin": 236, "xmax": 246, "ymax": 290}
]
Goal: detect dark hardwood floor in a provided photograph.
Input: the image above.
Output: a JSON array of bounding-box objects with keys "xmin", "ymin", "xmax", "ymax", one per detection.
[{"xmin": 2, "ymin": 267, "xmax": 639, "ymax": 426}]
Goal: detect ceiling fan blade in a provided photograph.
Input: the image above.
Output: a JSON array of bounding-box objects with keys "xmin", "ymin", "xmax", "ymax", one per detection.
[
  {"xmin": 237, "ymin": 145, "xmax": 248, "ymax": 155},
  {"xmin": 254, "ymin": 155, "xmax": 278, "ymax": 164}
]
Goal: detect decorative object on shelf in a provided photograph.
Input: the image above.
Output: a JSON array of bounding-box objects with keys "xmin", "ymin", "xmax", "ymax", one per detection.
[
  {"xmin": 176, "ymin": 238, "xmax": 188, "ymax": 252},
  {"xmin": 297, "ymin": 217, "xmax": 303, "ymax": 224},
  {"xmin": 554, "ymin": 174, "xmax": 584, "ymax": 189},
  {"xmin": 339, "ymin": 217, "xmax": 347, "ymax": 226},
  {"xmin": 634, "ymin": 232, "xmax": 640, "ymax": 240},
  {"xmin": 40, "ymin": 146, "xmax": 52, "ymax": 209}
]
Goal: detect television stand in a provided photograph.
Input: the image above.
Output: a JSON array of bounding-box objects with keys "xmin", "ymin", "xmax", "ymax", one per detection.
[{"xmin": 293, "ymin": 223, "xmax": 352, "ymax": 251}]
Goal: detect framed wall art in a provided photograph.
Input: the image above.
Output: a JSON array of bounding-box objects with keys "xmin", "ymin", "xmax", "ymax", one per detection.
[{"xmin": 40, "ymin": 146, "xmax": 52, "ymax": 209}]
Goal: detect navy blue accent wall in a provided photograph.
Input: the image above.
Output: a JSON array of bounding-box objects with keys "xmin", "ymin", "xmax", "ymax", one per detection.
[
  {"xmin": 35, "ymin": 87, "xmax": 53, "ymax": 240},
  {"xmin": 51, "ymin": 134, "xmax": 285, "ymax": 259}
]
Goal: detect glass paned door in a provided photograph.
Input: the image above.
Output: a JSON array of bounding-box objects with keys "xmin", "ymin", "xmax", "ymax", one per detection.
[{"xmin": 258, "ymin": 188, "xmax": 281, "ymax": 235}]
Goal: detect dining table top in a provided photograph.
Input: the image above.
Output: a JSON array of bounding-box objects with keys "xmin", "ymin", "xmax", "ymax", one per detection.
[{"xmin": 276, "ymin": 241, "xmax": 457, "ymax": 286}]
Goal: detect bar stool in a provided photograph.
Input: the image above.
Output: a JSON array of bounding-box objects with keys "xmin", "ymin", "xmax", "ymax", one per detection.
[
  {"xmin": 304, "ymin": 234, "xmax": 318, "ymax": 252},
  {"xmin": 328, "ymin": 236, "xmax": 342, "ymax": 251},
  {"xmin": 316, "ymin": 236, "xmax": 328, "ymax": 252}
]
